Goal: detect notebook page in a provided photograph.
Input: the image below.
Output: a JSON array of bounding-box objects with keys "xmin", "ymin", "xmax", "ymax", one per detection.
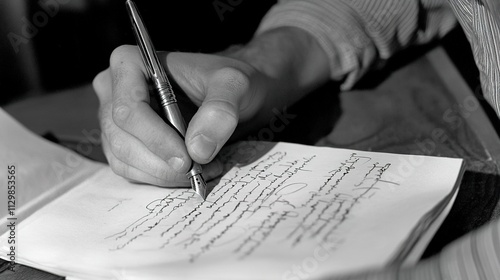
[
  {"xmin": 0, "ymin": 108, "xmax": 102, "ymax": 235},
  {"xmin": 0, "ymin": 141, "xmax": 463, "ymax": 280}
]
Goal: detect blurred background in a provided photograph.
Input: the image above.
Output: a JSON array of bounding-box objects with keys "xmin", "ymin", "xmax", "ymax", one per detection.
[{"xmin": 0, "ymin": 0, "xmax": 276, "ymax": 105}]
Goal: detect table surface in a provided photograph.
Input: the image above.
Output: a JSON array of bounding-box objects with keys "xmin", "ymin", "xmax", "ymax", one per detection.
[{"xmin": 1, "ymin": 46, "xmax": 500, "ymax": 279}]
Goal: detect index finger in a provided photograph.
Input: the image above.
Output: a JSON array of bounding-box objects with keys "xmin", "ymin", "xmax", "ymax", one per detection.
[{"xmin": 108, "ymin": 45, "xmax": 192, "ymax": 174}]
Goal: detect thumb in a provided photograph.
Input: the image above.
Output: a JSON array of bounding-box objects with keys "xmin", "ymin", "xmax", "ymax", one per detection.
[{"xmin": 185, "ymin": 67, "xmax": 250, "ymax": 164}]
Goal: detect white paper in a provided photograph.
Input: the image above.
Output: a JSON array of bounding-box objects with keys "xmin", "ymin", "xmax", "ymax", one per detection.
[
  {"xmin": 0, "ymin": 108, "xmax": 102, "ymax": 234},
  {"xmin": 0, "ymin": 132, "xmax": 463, "ymax": 280}
]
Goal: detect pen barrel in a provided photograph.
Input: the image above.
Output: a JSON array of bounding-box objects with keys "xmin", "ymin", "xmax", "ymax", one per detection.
[
  {"xmin": 188, "ymin": 163, "xmax": 203, "ymax": 177},
  {"xmin": 157, "ymin": 85, "xmax": 187, "ymax": 136},
  {"xmin": 157, "ymin": 84, "xmax": 203, "ymax": 178},
  {"xmin": 126, "ymin": 0, "xmax": 207, "ymax": 198}
]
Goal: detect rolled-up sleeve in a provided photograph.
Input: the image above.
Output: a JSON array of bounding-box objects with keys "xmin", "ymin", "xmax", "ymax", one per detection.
[
  {"xmin": 447, "ymin": 0, "xmax": 500, "ymax": 117},
  {"xmin": 256, "ymin": 0, "xmax": 456, "ymax": 90}
]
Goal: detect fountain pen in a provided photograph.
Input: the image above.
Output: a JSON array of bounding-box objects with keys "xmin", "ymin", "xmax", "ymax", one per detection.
[{"xmin": 125, "ymin": 0, "xmax": 207, "ymax": 200}]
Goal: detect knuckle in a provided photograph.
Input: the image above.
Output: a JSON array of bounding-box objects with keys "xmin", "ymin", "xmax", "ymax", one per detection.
[
  {"xmin": 111, "ymin": 101, "xmax": 131, "ymax": 126},
  {"xmin": 109, "ymin": 45, "xmax": 135, "ymax": 67},
  {"xmin": 99, "ymin": 114, "xmax": 114, "ymax": 135}
]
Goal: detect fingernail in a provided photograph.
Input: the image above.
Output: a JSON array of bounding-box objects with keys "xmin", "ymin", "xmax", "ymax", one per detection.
[
  {"xmin": 190, "ymin": 134, "xmax": 217, "ymax": 161},
  {"xmin": 168, "ymin": 157, "xmax": 185, "ymax": 173}
]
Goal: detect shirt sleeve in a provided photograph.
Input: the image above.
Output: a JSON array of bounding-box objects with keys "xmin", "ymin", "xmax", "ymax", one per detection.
[
  {"xmin": 446, "ymin": 0, "xmax": 500, "ymax": 117},
  {"xmin": 255, "ymin": 0, "xmax": 457, "ymax": 91}
]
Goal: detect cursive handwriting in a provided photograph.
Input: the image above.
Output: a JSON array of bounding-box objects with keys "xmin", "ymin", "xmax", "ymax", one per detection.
[{"xmin": 106, "ymin": 145, "xmax": 397, "ymax": 263}]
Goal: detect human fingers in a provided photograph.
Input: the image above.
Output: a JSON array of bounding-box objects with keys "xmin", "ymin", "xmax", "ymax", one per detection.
[
  {"xmin": 101, "ymin": 128, "xmax": 188, "ymax": 186},
  {"xmin": 92, "ymin": 45, "xmax": 199, "ymax": 186},
  {"xmin": 186, "ymin": 67, "xmax": 250, "ymax": 164},
  {"xmin": 99, "ymin": 96, "xmax": 190, "ymax": 186},
  {"xmin": 100, "ymin": 123, "xmax": 224, "ymax": 186},
  {"xmin": 107, "ymin": 45, "xmax": 193, "ymax": 174},
  {"xmin": 94, "ymin": 68, "xmax": 189, "ymax": 185},
  {"xmin": 164, "ymin": 53, "xmax": 258, "ymax": 164}
]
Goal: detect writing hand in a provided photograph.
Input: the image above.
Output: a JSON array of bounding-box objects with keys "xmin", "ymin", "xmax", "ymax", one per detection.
[{"xmin": 92, "ymin": 27, "xmax": 332, "ymax": 186}]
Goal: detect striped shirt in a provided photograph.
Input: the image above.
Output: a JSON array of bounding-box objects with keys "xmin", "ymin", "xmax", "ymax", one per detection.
[
  {"xmin": 256, "ymin": 0, "xmax": 500, "ymax": 116},
  {"xmin": 256, "ymin": 0, "xmax": 500, "ymax": 279}
]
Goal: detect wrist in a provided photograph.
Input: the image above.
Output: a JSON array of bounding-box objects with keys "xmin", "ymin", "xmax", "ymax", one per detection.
[
  {"xmin": 217, "ymin": 27, "xmax": 334, "ymax": 142},
  {"xmin": 228, "ymin": 27, "xmax": 332, "ymax": 101}
]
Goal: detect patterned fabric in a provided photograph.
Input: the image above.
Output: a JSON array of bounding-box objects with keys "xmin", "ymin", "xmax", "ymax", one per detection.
[
  {"xmin": 256, "ymin": 0, "xmax": 500, "ymax": 278},
  {"xmin": 448, "ymin": 0, "xmax": 500, "ymax": 117},
  {"xmin": 256, "ymin": 0, "xmax": 500, "ymax": 118},
  {"xmin": 335, "ymin": 218, "xmax": 500, "ymax": 279}
]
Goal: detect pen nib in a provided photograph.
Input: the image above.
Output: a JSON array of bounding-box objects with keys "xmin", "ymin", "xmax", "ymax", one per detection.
[{"xmin": 190, "ymin": 174, "xmax": 208, "ymax": 200}]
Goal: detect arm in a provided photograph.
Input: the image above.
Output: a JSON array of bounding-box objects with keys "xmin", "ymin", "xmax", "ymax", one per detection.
[{"xmin": 256, "ymin": 0, "xmax": 457, "ymax": 91}]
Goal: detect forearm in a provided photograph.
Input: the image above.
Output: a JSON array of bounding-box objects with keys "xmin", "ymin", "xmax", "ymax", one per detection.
[
  {"xmin": 231, "ymin": 27, "xmax": 331, "ymax": 105},
  {"xmin": 257, "ymin": 0, "xmax": 457, "ymax": 90},
  {"xmin": 222, "ymin": 26, "xmax": 332, "ymax": 139}
]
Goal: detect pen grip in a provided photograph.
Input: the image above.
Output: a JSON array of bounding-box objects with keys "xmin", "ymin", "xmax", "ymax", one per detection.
[
  {"xmin": 157, "ymin": 85, "xmax": 203, "ymax": 178},
  {"xmin": 157, "ymin": 85, "xmax": 187, "ymax": 137},
  {"xmin": 162, "ymin": 104, "xmax": 187, "ymax": 137}
]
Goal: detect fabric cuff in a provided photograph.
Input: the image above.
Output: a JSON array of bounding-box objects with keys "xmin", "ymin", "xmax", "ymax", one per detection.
[{"xmin": 255, "ymin": 0, "xmax": 378, "ymax": 90}]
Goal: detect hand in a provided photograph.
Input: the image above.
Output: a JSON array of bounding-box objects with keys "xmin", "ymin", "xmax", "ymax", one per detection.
[{"xmin": 92, "ymin": 27, "xmax": 332, "ymax": 187}]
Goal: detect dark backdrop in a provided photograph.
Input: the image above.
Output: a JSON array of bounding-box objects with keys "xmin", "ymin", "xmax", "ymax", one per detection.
[{"xmin": 0, "ymin": 0, "xmax": 276, "ymax": 105}]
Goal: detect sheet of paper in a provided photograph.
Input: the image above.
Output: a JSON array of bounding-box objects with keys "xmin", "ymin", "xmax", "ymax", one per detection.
[
  {"xmin": 0, "ymin": 139, "xmax": 463, "ymax": 280},
  {"xmin": 0, "ymin": 108, "xmax": 102, "ymax": 235}
]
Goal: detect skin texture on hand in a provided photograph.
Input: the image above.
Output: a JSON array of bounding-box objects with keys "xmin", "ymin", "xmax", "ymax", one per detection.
[{"xmin": 92, "ymin": 27, "xmax": 331, "ymax": 187}]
